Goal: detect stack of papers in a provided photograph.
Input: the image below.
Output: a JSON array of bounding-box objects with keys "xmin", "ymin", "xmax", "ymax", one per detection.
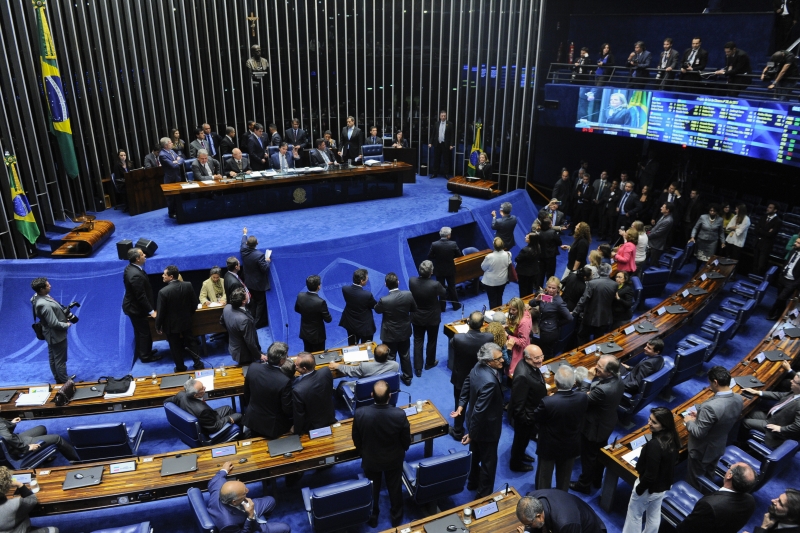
[
  {"xmin": 104, "ymin": 381, "xmax": 136, "ymax": 399},
  {"xmin": 622, "ymin": 447, "xmax": 643, "ymax": 467},
  {"xmin": 342, "ymin": 350, "xmax": 370, "ymax": 363},
  {"xmin": 180, "ymin": 182, "xmax": 200, "ymax": 189},
  {"xmin": 16, "ymin": 391, "xmax": 50, "ymax": 406},
  {"xmin": 453, "ymin": 324, "xmax": 470, "ymax": 334}
]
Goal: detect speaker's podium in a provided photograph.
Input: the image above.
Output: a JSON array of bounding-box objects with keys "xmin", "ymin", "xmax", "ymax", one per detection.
[{"xmin": 446, "ymin": 176, "xmax": 501, "ymax": 199}]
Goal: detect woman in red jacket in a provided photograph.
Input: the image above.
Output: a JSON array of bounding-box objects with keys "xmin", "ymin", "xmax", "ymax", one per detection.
[{"xmin": 613, "ymin": 227, "xmax": 639, "ymax": 275}]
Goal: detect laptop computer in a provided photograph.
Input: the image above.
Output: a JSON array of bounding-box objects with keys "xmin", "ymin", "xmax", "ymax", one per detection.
[
  {"xmin": 62, "ymin": 466, "xmax": 104, "ymax": 490},
  {"xmin": 765, "ymin": 350, "xmax": 792, "ymax": 362},
  {"xmin": 159, "ymin": 374, "xmax": 193, "ymax": 389},
  {"xmin": 599, "ymin": 342, "xmax": 623, "ymax": 355},
  {"xmin": 268, "ymin": 435, "xmax": 304, "ymax": 457},
  {"xmin": 160, "ymin": 454, "xmax": 198, "ymax": 476},
  {"xmin": 0, "ymin": 390, "xmax": 17, "ymax": 404},
  {"xmin": 72, "ymin": 384, "xmax": 106, "ymax": 401},
  {"xmin": 734, "ymin": 375, "xmax": 765, "ymax": 388},
  {"xmin": 687, "ymin": 287, "xmax": 708, "ymax": 296},
  {"xmin": 666, "ymin": 305, "xmax": 689, "ymax": 314},
  {"xmin": 423, "ymin": 514, "xmax": 467, "ymax": 533},
  {"xmin": 313, "ymin": 351, "xmax": 342, "ymax": 365}
]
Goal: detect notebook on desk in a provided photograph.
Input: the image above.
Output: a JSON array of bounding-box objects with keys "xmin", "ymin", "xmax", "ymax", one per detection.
[
  {"xmin": 0, "ymin": 390, "xmax": 16, "ymax": 404},
  {"xmin": 160, "ymin": 454, "xmax": 198, "ymax": 476},
  {"xmin": 72, "ymin": 384, "xmax": 106, "ymax": 401},
  {"xmin": 62, "ymin": 466, "xmax": 104, "ymax": 490},
  {"xmin": 313, "ymin": 352, "xmax": 342, "ymax": 365},
  {"xmin": 268, "ymin": 435, "xmax": 303, "ymax": 457},
  {"xmin": 423, "ymin": 514, "xmax": 467, "ymax": 533},
  {"xmin": 159, "ymin": 374, "xmax": 193, "ymax": 389}
]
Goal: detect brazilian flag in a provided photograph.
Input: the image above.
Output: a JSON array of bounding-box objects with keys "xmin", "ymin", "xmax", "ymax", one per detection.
[
  {"xmin": 5, "ymin": 152, "xmax": 41, "ymax": 245},
  {"xmin": 467, "ymin": 123, "xmax": 482, "ymax": 177},
  {"xmin": 33, "ymin": 0, "xmax": 79, "ymax": 178}
]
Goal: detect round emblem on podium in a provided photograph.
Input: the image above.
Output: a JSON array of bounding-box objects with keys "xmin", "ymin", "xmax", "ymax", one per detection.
[{"xmin": 293, "ymin": 188, "xmax": 307, "ymax": 204}]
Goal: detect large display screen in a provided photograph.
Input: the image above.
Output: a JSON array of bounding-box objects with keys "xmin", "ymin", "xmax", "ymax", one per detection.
[{"xmin": 575, "ymin": 88, "xmax": 800, "ymax": 167}]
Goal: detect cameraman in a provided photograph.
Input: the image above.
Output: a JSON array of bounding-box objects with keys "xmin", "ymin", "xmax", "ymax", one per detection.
[
  {"xmin": 31, "ymin": 277, "xmax": 73, "ymax": 383},
  {"xmin": 762, "ymin": 50, "xmax": 799, "ymax": 101}
]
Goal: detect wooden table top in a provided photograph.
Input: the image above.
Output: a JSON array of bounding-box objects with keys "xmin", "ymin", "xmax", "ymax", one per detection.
[
  {"xmin": 0, "ymin": 343, "xmax": 376, "ymax": 420},
  {"xmin": 380, "ymin": 487, "xmax": 522, "ymax": 533},
  {"xmin": 21, "ymin": 401, "xmax": 448, "ymax": 516},
  {"xmin": 600, "ymin": 300, "xmax": 800, "ymax": 484},
  {"xmin": 160, "ymin": 162, "xmax": 413, "ymax": 195}
]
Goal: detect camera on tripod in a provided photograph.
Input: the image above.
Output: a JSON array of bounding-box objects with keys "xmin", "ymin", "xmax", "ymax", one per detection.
[{"xmin": 62, "ymin": 301, "xmax": 81, "ymax": 324}]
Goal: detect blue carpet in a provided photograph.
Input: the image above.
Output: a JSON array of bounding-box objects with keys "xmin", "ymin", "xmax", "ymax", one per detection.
[{"xmin": 3, "ymin": 184, "xmax": 796, "ymax": 532}]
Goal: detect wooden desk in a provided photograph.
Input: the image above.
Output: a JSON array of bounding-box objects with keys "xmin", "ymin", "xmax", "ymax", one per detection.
[
  {"xmin": 454, "ymin": 248, "xmax": 491, "ymax": 287},
  {"xmin": 161, "ymin": 163, "xmax": 413, "ymax": 224},
  {"xmin": 598, "ymin": 301, "xmax": 798, "ymax": 511},
  {"xmin": 447, "ymin": 176, "xmax": 502, "ymax": 199},
  {"xmin": 0, "ymin": 343, "xmax": 375, "ymax": 420},
  {"xmin": 148, "ymin": 305, "xmax": 226, "ymax": 356},
  {"xmin": 381, "ymin": 488, "xmax": 522, "ymax": 533},
  {"xmin": 126, "ymin": 167, "xmax": 166, "ymax": 216},
  {"xmin": 25, "ymin": 402, "xmax": 448, "ymax": 515}
]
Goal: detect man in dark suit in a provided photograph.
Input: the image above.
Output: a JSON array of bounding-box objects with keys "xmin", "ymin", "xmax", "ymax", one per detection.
[
  {"xmin": 201, "ymin": 123, "xmax": 222, "ymax": 158},
  {"xmin": 158, "ymin": 137, "xmax": 184, "ymax": 218},
  {"xmin": 572, "ymin": 173, "xmax": 595, "ymax": 227},
  {"xmin": 224, "ymin": 148, "xmax": 252, "ymax": 177},
  {"xmin": 428, "ymin": 110, "xmax": 455, "ymax": 179},
  {"xmin": 714, "ymin": 42, "xmax": 752, "ymax": 97},
  {"xmin": 122, "ymin": 248, "xmax": 161, "ymax": 363},
  {"xmin": 375, "ymin": 272, "xmax": 418, "ymax": 386},
  {"xmin": 492, "ymin": 201, "xmax": 518, "ymax": 250},
  {"xmin": 615, "ymin": 180, "xmax": 640, "ymax": 230},
  {"xmin": 409, "ymin": 260, "xmax": 446, "ymax": 377},
  {"xmin": 242, "ymin": 342, "xmax": 293, "ymax": 440},
  {"xmin": 534, "ymin": 365, "xmax": 588, "ymax": 491},
  {"xmin": 552, "ymin": 169, "xmax": 573, "ymax": 214},
  {"xmin": 676, "ymin": 462, "xmax": 757, "ymax": 533},
  {"xmin": 573, "ymin": 263, "xmax": 617, "ymax": 345},
  {"xmin": 449, "ymin": 312, "xmax": 494, "ymax": 440},
  {"xmin": 648, "ymin": 202, "xmax": 675, "ymax": 266},
  {"xmin": 680, "ymin": 37, "xmax": 709, "ymax": 88},
  {"xmin": 143, "ymin": 146, "xmax": 161, "ymax": 168},
  {"xmin": 590, "ymin": 171, "xmax": 611, "ymax": 229},
  {"xmin": 516, "ymin": 490, "xmax": 606, "ymax": 533},
  {"xmin": 30, "ymin": 277, "xmax": 73, "ymax": 383},
  {"xmin": 247, "ymin": 123, "xmax": 269, "ymax": 171},
  {"xmin": 165, "ymin": 378, "xmax": 242, "ymax": 434},
  {"xmin": 754, "ymin": 203, "xmax": 782, "ymax": 276},
  {"xmin": 340, "ymin": 115, "xmax": 363, "ymax": 163},
  {"xmin": 681, "ymin": 188, "xmax": 705, "ymax": 245},
  {"xmin": 509, "ymin": 345, "xmax": 548, "ymax": 472},
  {"xmin": 270, "ymin": 142, "xmax": 300, "ymax": 171},
  {"xmin": 651, "ymin": 182, "xmax": 682, "ymax": 224},
  {"xmin": 220, "ymin": 288, "xmax": 265, "ymax": 365},
  {"xmin": 655, "ymin": 37, "xmax": 681, "ymax": 88},
  {"xmin": 621, "ymin": 338, "xmax": 665, "ymax": 394},
  {"xmin": 294, "ymin": 274, "xmax": 332, "ymax": 353},
  {"xmin": 292, "ymin": 352, "xmax": 337, "ymax": 434},
  {"xmin": 742, "ymin": 372, "xmax": 800, "ymax": 449},
  {"xmin": 451, "ymin": 342, "xmax": 505, "ymax": 498},
  {"xmin": 268, "ymin": 124, "xmax": 282, "ymax": 146},
  {"xmin": 428, "ymin": 226, "xmax": 463, "ymax": 312},
  {"xmin": 156, "ymin": 265, "xmax": 202, "ymax": 372},
  {"xmin": 240, "ymin": 227, "xmax": 270, "ymax": 328},
  {"xmin": 626, "ymin": 40, "xmax": 653, "ymax": 88},
  {"xmin": 751, "ymin": 489, "xmax": 800, "ymax": 533},
  {"xmin": 339, "ymin": 268, "xmax": 377, "ymax": 345},
  {"xmin": 365, "ymin": 126, "xmax": 382, "ymax": 146},
  {"xmin": 0, "ymin": 416, "xmax": 79, "ymax": 463},
  {"xmin": 283, "ymin": 118, "xmax": 308, "ymax": 149},
  {"xmin": 769, "ymin": 238, "xmax": 800, "ymax": 320},
  {"xmin": 571, "ymin": 354, "xmax": 625, "ymax": 494},
  {"xmin": 352, "ymin": 380, "xmax": 411, "ymax": 528},
  {"xmin": 220, "ymin": 126, "xmax": 237, "ymax": 156},
  {"xmin": 223, "ymin": 256, "xmax": 247, "ymax": 306},
  {"xmin": 190, "ymin": 150, "xmax": 222, "ymax": 180},
  {"xmin": 600, "ymin": 180, "xmax": 620, "ymax": 241},
  {"xmin": 309, "ymin": 138, "xmax": 339, "ymax": 168}
]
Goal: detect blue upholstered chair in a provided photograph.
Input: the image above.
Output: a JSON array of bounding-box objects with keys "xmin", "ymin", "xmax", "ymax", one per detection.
[
  {"xmin": 731, "ymin": 279, "xmax": 770, "ymax": 307},
  {"xmin": 187, "ymin": 487, "xmax": 217, "ymax": 533},
  {"xmin": 402, "ymin": 449, "xmax": 472, "ymax": 505},
  {"xmin": 301, "ymin": 476, "xmax": 373, "ymax": 532},
  {"xmin": 89, "ymin": 523, "xmax": 152, "ymax": 533},
  {"xmin": 0, "ymin": 437, "xmax": 57, "ymax": 470},
  {"xmin": 67, "ymin": 422, "xmax": 144, "ymax": 462},
  {"xmin": 618, "ymin": 358, "xmax": 675, "ymax": 428},
  {"xmin": 163, "ymin": 402, "xmax": 240, "ymax": 448},
  {"xmin": 697, "ymin": 314, "xmax": 736, "ymax": 359},
  {"xmin": 639, "ymin": 267, "xmax": 671, "ymax": 306},
  {"xmin": 185, "ymin": 171, "xmax": 195, "ymax": 182},
  {"xmin": 630, "ymin": 275, "xmax": 643, "ymax": 311},
  {"xmin": 361, "ymin": 144, "xmax": 384, "ymax": 163},
  {"xmin": 658, "ymin": 249, "xmax": 685, "ymax": 276},
  {"xmin": 340, "ymin": 372, "xmax": 400, "ymax": 415},
  {"xmin": 718, "ymin": 297, "xmax": 757, "ymax": 337},
  {"xmin": 183, "ymin": 158, "xmax": 196, "ymax": 172},
  {"xmin": 695, "ymin": 441, "xmax": 800, "ymax": 493},
  {"xmin": 747, "ymin": 429, "xmax": 800, "ymax": 462},
  {"xmin": 661, "ymin": 480, "xmax": 703, "ymax": 528},
  {"xmin": 661, "ymin": 343, "xmax": 708, "ymax": 401}
]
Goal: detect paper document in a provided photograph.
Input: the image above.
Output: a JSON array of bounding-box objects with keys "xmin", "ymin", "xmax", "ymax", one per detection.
[
  {"xmin": 622, "ymin": 447, "xmax": 643, "ymax": 467},
  {"xmin": 343, "ymin": 350, "xmax": 370, "ymax": 363},
  {"xmin": 16, "ymin": 392, "xmax": 50, "ymax": 406},
  {"xmin": 453, "ymin": 324, "xmax": 470, "ymax": 334},
  {"xmin": 201, "ymin": 179, "xmax": 215, "ymax": 184},
  {"xmin": 195, "ymin": 370, "xmax": 215, "ymax": 392},
  {"xmin": 104, "ymin": 381, "xmax": 136, "ymax": 399},
  {"xmin": 180, "ymin": 183, "xmax": 200, "ymax": 189}
]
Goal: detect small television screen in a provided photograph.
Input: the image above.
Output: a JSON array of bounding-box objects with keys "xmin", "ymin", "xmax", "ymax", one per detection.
[{"xmin": 575, "ymin": 88, "xmax": 651, "ymax": 137}]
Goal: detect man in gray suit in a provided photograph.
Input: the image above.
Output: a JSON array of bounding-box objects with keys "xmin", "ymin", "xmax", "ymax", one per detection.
[
  {"xmin": 375, "ymin": 272, "xmax": 418, "ymax": 387},
  {"xmin": 573, "ymin": 263, "xmax": 617, "ymax": 345},
  {"xmin": 190, "ymin": 150, "xmax": 222, "ymax": 180},
  {"xmin": 685, "ymin": 365, "xmax": 743, "ymax": 489},
  {"xmin": 31, "ymin": 277, "xmax": 73, "ymax": 383},
  {"xmin": 570, "ymin": 354, "xmax": 625, "ymax": 493},
  {"xmin": 742, "ymin": 372, "xmax": 800, "ymax": 449},
  {"xmin": 329, "ymin": 343, "xmax": 399, "ymax": 379},
  {"xmin": 648, "ymin": 202, "xmax": 675, "ymax": 265}
]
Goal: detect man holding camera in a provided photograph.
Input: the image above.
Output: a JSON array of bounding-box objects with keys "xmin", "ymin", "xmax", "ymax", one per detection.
[{"xmin": 31, "ymin": 277, "xmax": 73, "ymax": 383}]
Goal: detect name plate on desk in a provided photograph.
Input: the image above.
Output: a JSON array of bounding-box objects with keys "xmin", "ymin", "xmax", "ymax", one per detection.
[
  {"xmin": 584, "ymin": 344, "xmax": 598, "ymax": 355},
  {"xmin": 309, "ymin": 426, "xmax": 333, "ymax": 439},
  {"xmin": 682, "ymin": 289, "xmax": 690, "ymax": 297},
  {"xmin": 713, "ymin": 259, "xmax": 719, "ymax": 266},
  {"xmin": 701, "ymin": 273, "xmax": 708, "ymax": 281},
  {"xmin": 211, "ymin": 445, "xmax": 236, "ymax": 458},
  {"xmin": 629, "ymin": 433, "xmax": 652, "ymax": 450},
  {"xmin": 403, "ymin": 406, "xmax": 418, "ymax": 416},
  {"xmin": 756, "ymin": 352, "xmax": 766, "ymax": 364},
  {"xmin": 657, "ymin": 307, "xmax": 666, "ymax": 316},
  {"xmin": 110, "ymin": 461, "xmax": 136, "ymax": 474},
  {"xmin": 624, "ymin": 325, "xmax": 636, "ymax": 335},
  {"xmin": 473, "ymin": 501, "xmax": 499, "ymax": 519}
]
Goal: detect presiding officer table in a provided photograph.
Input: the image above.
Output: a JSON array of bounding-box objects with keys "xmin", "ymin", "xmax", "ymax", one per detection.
[{"xmin": 161, "ymin": 162, "xmax": 414, "ymax": 223}]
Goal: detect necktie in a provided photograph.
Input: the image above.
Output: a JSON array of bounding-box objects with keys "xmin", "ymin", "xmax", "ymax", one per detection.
[
  {"xmin": 689, "ymin": 49, "xmax": 697, "ymax": 65},
  {"xmin": 157, "ymin": 157, "xmax": 161, "ymax": 167},
  {"xmin": 201, "ymin": 140, "xmax": 206, "ymax": 150},
  {"xmin": 769, "ymin": 395, "xmax": 797, "ymax": 416},
  {"xmin": 785, "ymin": 252, "xmax": 800, "ymax": 277},
  {"xmin": 668, "ymin": 193, "xmax": 674, "ymax": 203},
  {"xmin": 294, "ymin": 130, "xmax": 298, "ymax": 142},
  {"xmin": 321, "ymin": 150, "xmax": 330, "ymax": 164},
  {"xmin": 208, "ymin": 136, "xmax": 215, "ymax": 156},
  {"xmin": 237, "ymin": 160, "xmax": 242, "ymax": 171},
  {"xmin": 348, "ymin": 128, "xmax": 353, "ymax": 140},
  {"xmin": 620, "ymin": 192, "xmax": 629, "ymax": 214},
  {"xmin": 596, "ymin": 181, "xmax": 605, "ymax": 200}
]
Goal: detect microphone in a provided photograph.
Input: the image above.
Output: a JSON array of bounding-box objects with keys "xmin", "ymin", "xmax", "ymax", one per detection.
[
  {"xmin": 397, "ymin": 390, "xmax": 412, "ymax": 406},
  {"xmin": 285, "ymin": 323, "xmax": 289, "ymax": 344},
  {"xmin": 481, "ymin": 305, "xmax": 487, "ymax": 315}
]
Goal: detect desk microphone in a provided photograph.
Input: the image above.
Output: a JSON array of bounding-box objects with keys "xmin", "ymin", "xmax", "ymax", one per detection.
[
  {"xmin": 322, "ymin": 336, "xmax": 353, "ymax": 356},
  {"xmin": 441, "ymin": 300, "xmax": 465, "ymax": 321},
  {"xmin": 285, "ymin": 323, "xmax": 289, "ymax": 344},
  {"xmin": 397, "ymin": 390, "xmax": 412, "ymax": 406}
]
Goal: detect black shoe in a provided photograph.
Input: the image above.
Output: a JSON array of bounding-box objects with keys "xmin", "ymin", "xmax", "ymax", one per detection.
[
  {"xmin": 452, "ymin": 303, "xmax": 462, "ymax": 310},
  {"xmin": 149, "ymin": 349, "xmax": 159, "ymax": 356},
  {"xmin": 193, "ymin": 360, "xmax": 205, "ymax": 370},
  {"xmin": 424, "ymin": 360, "xmax": 439, "ymax": 370},
  {"xmin": 524, "ymin": 454, "xmax": 535, "ymax": 463},
  {"xmin": 368, "ymin": 515, "xmax": 379, "ymax": 528},
  {"xmin": 510, "ymin": 463, "xmax": 533, "ymax": 472},
  {"xmin": 141, "ymin": 353, "xmax": 163, "ymax": 363},
  {"xmin": 401, "ymin": 376, "xmax": 413, "ymax": 386},
  {"xmin": 449, "ymin": 427, "xmax": 464, "ymax": 440},
  {"xmin": 467, "ymin": 482, "xmax": 478, "ymax": 491},
  {"xmin": 569, "ymin": 481, "xmax": 591, "ymax": 494},
  {"xmin": 415, "ymin": 370, "xmax": 422, "ymax": 378},
  {"xmin": 169, "ymin": 214, "xmax": 176, "ymax": 219},
  {"xmin": 175, "ymin": 366, "xmax": 188, "ymax": 373}
]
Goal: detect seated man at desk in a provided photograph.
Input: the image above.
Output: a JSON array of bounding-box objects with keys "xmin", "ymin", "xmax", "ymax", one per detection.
[
  {"xmin": 0, "ymin": 416, "xmax": 80, "ymax": 463},
  {"xmin": 165, "ymin": 378, "xmax": 244, "ymax": 435},
  {"xmin": 620, "ymin": 338, "xmax": 665, "ymax": 394},
  {"xmin": 309, "ymin": 138, "xmax": 339, "ymax": 168},
  {"xmin": 269, "ymin": 143, "xmax": 300, "ymax": 172},
  {"xmin": 191, "ymin": 150, "xmax": 222, "ymax": 180},
  {"xmin": 742, "ymin": 372, "xmax": 800, "ymax": 449},
  {"xmin": 329, "ymin": 343, "xmax": 399, "ymax": 379},
  {"xmin": 207, "ymin": 460, "xmax": 291, "ymax": 533},
  {"xmin": 225, "ymin": 148, "xmax": 252, "ymax": 177}
]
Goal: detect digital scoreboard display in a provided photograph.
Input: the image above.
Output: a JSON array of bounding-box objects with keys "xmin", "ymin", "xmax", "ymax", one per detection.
[{"xmin": 576, "ymin": 88, "xmax": 800, "ymax": 167}]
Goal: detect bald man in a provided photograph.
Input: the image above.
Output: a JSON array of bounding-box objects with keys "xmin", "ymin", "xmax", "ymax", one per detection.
[
  {"xmin": 206, "ymin": 461, "xmax": 290, "ymax": 532},
  {"xmin": 225, "ymin": 148, "xmax": 252, "ymax": 177},
  {"xmin": 509, "ymin": 345, "xmax": 547, "ymax": 472}
]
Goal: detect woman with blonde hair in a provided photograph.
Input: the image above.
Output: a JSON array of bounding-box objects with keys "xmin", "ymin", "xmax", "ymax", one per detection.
[
  {"xmin": 724, "ymin": 203, "xmax": 750, "ymax": 260},
  {"xmin": 529, "ymin": 276, "xmax": 572, "ymax": 358},
  {"xmin": 486, "ymin": 321, "xmax": 510, "ymax": 366},
  {"xmin": 505, "ymin": 297, "xmax": 532, "ymax": 376},
  {"xmin": 631, "ymin": 220, "xmax": 648, "ymax": 276}
]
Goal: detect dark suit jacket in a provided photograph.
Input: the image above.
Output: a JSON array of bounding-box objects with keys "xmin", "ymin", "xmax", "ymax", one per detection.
[
  {"xmin": 340, "ymin": 126, "xmax": 364, "ymax": 160},
  {"xmin": 528, "ymin": 489, "xmax": 606, "ymax": 533},
  {"xmin": 622, "ymin": 355, "xmax": 665, "ymax": 394},
  {"xmin": 143, "ymin": 152, "xmax": 160, "ymax": 169},
  {"xmin": 220, "ymin": 304, "xmax": 261, "ymax": 364},
  {"xmin": 292, "ymin": 368, "xmax": 336, "ymax": 434},
  {"xmin": 122, "ymin": 264, "xmax": 154, "ymax": 317},
  {"xmin": 656, "ymin": 48, "xmax": 681, "ymax": 73},
  {"xmin": 552, "ymin": 178, "xmax": 572, "ymax": 206},
  {"xmin": 539, "ymin": 228, "xmax": 563, "ymax": 259},
  {"xmin": 574, "ymin": 277, "xmax": 618, "ymax": 327},
  {"xmin": 247, "ymin": 134, "xmax": 269, "ymax": 171},
  {"xmin": 756, "ymin": 391, "xmax": 800, "ymax": 448},
  {"xmin": 156, "ymin": 280, "xmax": 199, "ymax": 334},
  {"xmin": 339, "ymin": 284, "xmax": 377, "ymax": 338},
  {"xmin": 270, "ymin": 151, "xmax": 298, "ymax": 170},
  {"xmin": 681, "ymin": 47, "xmax": 709, "ymax": 72},
  {"xmin": 581, "ymin": 374, "xmax": 625, "ymax": 442},
  {"xmin": 428, "ymin": 238, "xmax": 462, "ymax": 277},
  {"xmin": 611, "ymin": 283, "xmax": 635, "ymax": 324},
  {"xmin": 534, "ymin": 389, "xmax": 589, "ymax": 461},
  {"xmin": 224, "ymin": 156, "xmax": 251, "ymax": 174},
  {"xmin": 284, "ymin": 128, "xmax": 309, "ymax": 148},
  {"xmin": 220, "ymin": 135, "xmax": 237, "ymax": 156},
  {"xmin": 459, "ymin": 362, "xmax": 504, "ymax": 442},
  {"xmin": 239, "ymin": 236, "xmax": 270, "ymax": 291},
  {"xmin": 0, "ymin": 418, "xmax": 38, "ymax": 458},
  {"xmin": 628, "ymin": 50, "xmax": 653, "ymax": 77},
  {"xmin": 429, "ymin": 120, "xmax": 455, "ymax": 145},
  {"xmin": 475, "ymin": 163, "xmax": 492, "ymax": 180},
  {"xmin": 295, "ymin": 291, "xmax": 332, "ymax": 343},
  {"xmin": 675, "ymin": 490, "xmax": 756, "ymax": 533},
  {"xmin": 409, "ymin": 276, "xmax": 446, "ymax": 326},
  {"xmin": 204, "ymin": 132, "xmax": 223, "ymax": 158},
  {"xmin": 450, "ymin": 330, "xmax": 495, "ymax": 388},
  {"xmin": 270, "ymin": 131, "xmax": 282, "ymax": 146},
  {"xmin": 755, "ymin": 214, "xmax": 782, "ymax": 250},
  {"xmin": 616, "ymin": 190, "xmax": 640, "ymax": 218},
  {"xmin": 223, "ymin": 271, "xmax": 244, "ymax": 304},
  {"xmin": 574, "ymin": 182, "xmax": 595, "ymax": 207},
  {"xmin": 165, "ymin": 390, "xmax": 231, "ymax": 433},
  {"xmin": 190, "ymin": 157, "xmax": 221, "ymax": 179},
  {"xmin": 309, "ymin": 147, "xmax": 337, "ymax": 166},
  {"xmin": 207, "ymin": 470, "xmax": 276, "ymax": 532},
  {"xmin": 724, "ymin": 48, "xmax": 752, "ymax": 84},
  {"xmin": 492, "ymin": 215, "xmax": 518, "ymax": 249},
  {"xmin": 352, "ymin": 403, "xmax": 411, "ymax": 471},
  {"xmin": 375, "ymin": 289, "xmax": 417, "ymax": 342},
  {"xmin": 510, "ymin": 361, "xmax": 547, "ymax": 426},
  {"xmin": 158, "ymin": 149, "xmax": 183, "ymax": 183},
  {"xmin": 243, "ymin": 362, "xmax": 293, "ymax": 439}
]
